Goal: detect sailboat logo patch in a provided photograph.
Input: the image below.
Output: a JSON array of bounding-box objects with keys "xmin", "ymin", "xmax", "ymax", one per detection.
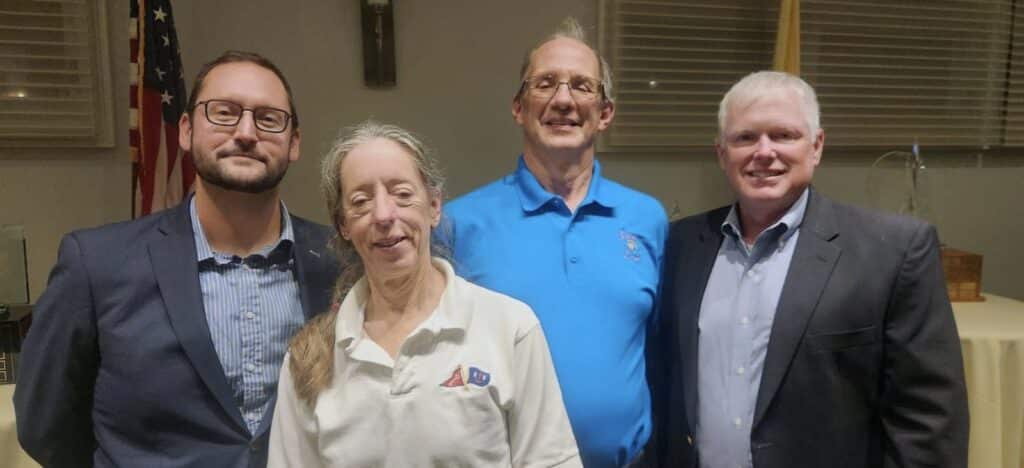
[
  {"xmin": 440, "ymin": 366, "xmax": 465, "ymax": 388},
  {"xmin": 620, "ymin": 230, "xmax": 641, "ymax": 261}
]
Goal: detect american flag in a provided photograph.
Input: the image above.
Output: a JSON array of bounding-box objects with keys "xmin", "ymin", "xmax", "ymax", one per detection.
[{"xmin": 130, "ymin": 0, "xmax": 195, "ymax": 218}]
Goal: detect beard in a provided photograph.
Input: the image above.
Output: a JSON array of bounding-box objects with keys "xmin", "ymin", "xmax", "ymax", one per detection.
[{"xmin": 191, "ymin": 142, "xmax": 290, "ymax": 194}]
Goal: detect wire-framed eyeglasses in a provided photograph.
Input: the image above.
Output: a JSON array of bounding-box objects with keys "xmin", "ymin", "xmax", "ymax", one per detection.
[{"xmin": 519, "ymin": 74, "xmax": 605, "ymax": 103}]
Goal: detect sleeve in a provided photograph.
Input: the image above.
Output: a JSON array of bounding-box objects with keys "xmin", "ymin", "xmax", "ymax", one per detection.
[
  {"xmin": 267, "ymin": 355, "xmax": 324, "ymax": 468},
  {"xmin": 881, "ymin": 223, "xmax": 969, "ymax": 467},
  {"xmin": 13, "ymin": 233, "xmax": 100, "ymax": 468},
  {"xmin": 646, "ymin": 220, "xmax": 678, "ymax": 467},
  {"xmin": 508, "ymin": 322, "xmax": 583, "ymax": 468}
]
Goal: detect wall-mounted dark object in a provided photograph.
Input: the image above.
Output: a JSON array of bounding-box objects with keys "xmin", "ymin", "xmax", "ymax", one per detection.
[{"xmin": 360, "ymin": 0, "xmax": 396, "ymax": 87}]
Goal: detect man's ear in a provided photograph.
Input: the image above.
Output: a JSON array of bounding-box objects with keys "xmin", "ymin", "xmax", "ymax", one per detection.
[
  {"xmin": 178, "ymin": 112, "xmax": 193, "ymax": 151},
  {"xmin": 288, "ymin": 128, "xmax": 301, "ymax": 162},
  {"xmin": 715, "ymin": 138, "xmax": 728, "ymax": 171},
  {"xmin": 810, "ymin": 128, "xmax": 825, "ymax": 167},
  {"xmin": 597, "ymin": 99, "xmax": 615, "ymax": 132},
  {"xmin": 512, "ymin": 95, "xmax": 525, "ymax": 127}
]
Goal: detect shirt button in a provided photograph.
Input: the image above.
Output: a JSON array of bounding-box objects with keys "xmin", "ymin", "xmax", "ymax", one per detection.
[
  {"xmin": 733, "ymin": 417, "xmax": 742, "ymax": 427},
  {"xmin": 740, "ymin": 317, "xmax": 749, "ymax": 325},
  {"xmin": 245, "ymin": 363, "xmax": 256, "ymax": 372},
  {"xmin": 570, "ymin": 257, "xmax": 579, "ymax": 264},
  {"xmin": 736, "ymin": 367, "xmax": 745, "ymax": 375},
  {"xmin": 245, "ymin": 311, "xmax": 255, "ymax": 320}
]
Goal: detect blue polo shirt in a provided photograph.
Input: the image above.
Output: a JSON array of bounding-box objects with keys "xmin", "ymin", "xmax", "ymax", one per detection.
[{"xmin": 444, "ymin": 156, "xmax": 667, "ymax": 468}]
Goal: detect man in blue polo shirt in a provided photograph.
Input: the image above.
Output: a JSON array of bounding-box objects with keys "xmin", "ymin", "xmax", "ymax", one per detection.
[{"xmin": 445, "ymin": 17, "xmax": 667, "ymax": 468}]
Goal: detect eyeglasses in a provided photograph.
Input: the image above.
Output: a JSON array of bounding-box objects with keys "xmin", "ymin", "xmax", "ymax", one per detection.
[
  {"xmin": 194, "ymin": 99, "xmax": 293, "ymax": 133},
  {"xmin": 519, "ymin": 74, "xmax": 604, "ymax": 102}
]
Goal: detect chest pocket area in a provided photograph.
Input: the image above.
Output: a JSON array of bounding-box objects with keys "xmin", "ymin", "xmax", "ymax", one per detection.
[{"xmin": 806, "ymin": 325, "xmax": 878, "ymax": 353}]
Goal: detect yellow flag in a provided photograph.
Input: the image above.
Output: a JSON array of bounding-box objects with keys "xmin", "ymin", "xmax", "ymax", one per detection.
[{"xmin": 773, "ymin": 0, "xmax": 800, "ymax": 75}]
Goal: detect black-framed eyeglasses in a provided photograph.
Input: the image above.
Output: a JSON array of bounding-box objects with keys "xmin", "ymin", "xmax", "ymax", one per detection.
[
  {"xmin": 518, "ymin": 74, "xmax": 604, "ymax": 103},
  {"xmin": 194, "ymin": 99, "xmax": 293, "ymax": 133}
]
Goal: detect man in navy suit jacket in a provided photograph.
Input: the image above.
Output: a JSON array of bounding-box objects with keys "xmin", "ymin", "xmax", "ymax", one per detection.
[
  {"xmin": 653, "ymin": 71, "xmax": 968, "ymax": 468},
  {"xmin": 15, "ymin": 51, "xmax": 339, "ymax": 468}
]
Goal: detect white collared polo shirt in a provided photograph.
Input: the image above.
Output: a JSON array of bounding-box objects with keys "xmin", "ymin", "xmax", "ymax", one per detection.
[{"xmin": 268, "ymin": 259, "xmax": 581, "ymax": 468}]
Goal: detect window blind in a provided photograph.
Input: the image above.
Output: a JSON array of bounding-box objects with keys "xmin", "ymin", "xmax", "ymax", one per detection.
[
  {"xmin": 600, "ymin": 0, "xmax": 1023, "ymax": 150},
  {"xmin": 801, "ymin": 0, "xmax": 1015, "ymax": 147},
  {"xmin": 600, "ymin": 0, "xmax": 778, "ymax": 150},
  {"xmin": 0, "ymin": 0, "xmax": 113, "ymax": 147}
]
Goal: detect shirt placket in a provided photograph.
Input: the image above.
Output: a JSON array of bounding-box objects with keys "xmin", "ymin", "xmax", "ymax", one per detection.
[{"xmin": 240, "ymin": 264, "xmax": 263, "ymax": 432}]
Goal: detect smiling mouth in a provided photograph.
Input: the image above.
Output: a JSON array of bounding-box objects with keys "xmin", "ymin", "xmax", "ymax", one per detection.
[
  {"xmin": 746, "ymin": 169, "xmax": 786, "ymax": 179},
  {"xmin": 373, "ymin": 237, "xmax": 405, "ymax": 249},
  {"xmin": 544, "ymin": 120, "xmax": 580, "ymax": 129},
  {"xmin": 219, "ymin": 152, "xmax": 265, "ymax": 163}
]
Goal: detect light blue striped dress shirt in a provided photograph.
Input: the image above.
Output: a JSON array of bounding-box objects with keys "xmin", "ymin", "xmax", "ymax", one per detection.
[
  {"xmin": 190, "ymin": 198, "xmax": 304, "ymax": 435},
  {"xmin": 696, "ymin": 189, "xmax": 808, "ymax": 468}
]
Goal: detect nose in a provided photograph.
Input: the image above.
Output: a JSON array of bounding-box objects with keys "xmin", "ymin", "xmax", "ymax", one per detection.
[
  {"xmin": 752, "ymin": 134, "xmax": 775, "ymax": 159},
  {"xmin": 549, "ymin": 82, "xmax": 575, "ymax": 108},
  {"xmin": 232, "ymin": 110, "xmax": 259, "ymax": 147},
  {"xmin": 371, "ymin": 195, "xmax": 398, "ymax": 226}
]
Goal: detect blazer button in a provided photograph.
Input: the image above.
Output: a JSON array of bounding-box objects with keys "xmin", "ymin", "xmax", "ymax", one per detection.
[{"xmin": 687, "ymin": 435, "xmax": 693, "ymax": 446}]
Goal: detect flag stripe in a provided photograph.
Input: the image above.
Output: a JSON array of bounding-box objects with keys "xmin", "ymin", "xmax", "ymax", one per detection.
[{"xmin": 130, "ymin": 0, "xmax": 194, "ymax": 218}]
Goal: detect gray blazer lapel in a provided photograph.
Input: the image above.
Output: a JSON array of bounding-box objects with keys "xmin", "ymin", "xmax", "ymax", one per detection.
[
  {"xmin": 752, "ymin": 191, "xmax": 841, "ymax": 428},
  {"xmin": 149, "ymin": 204, "xmax": 249, "ymax": 434},
  {"xmin": 681, "ymin": 207, "xmax": 729, "ymax": 435}
]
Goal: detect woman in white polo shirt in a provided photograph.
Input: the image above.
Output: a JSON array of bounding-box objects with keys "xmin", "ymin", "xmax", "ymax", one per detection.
[{"xmin": 267, "ymin": 121, "xmax": 581, "ymax": 468}]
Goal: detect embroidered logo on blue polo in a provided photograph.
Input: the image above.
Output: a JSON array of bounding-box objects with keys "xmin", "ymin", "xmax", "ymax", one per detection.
[
  {"xmin": 440, "ymin": 365, "xmax": 491, "ymax": 388},
  {"xmin": 619, "ymin": 230, "xmax": 641, "ymax": 261}
]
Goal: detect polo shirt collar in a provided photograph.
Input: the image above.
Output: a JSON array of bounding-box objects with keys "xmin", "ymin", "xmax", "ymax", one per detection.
[
  {"xmin": 190, "ymin": 195, "xmax": 295, "ymax": 266},
  {"xmin": 335, "ymin": 258, "xmax": 470, "ymax": 354},
  {"xmin": 513, "ymin": 155, "xmax": 615, "ymax": 213}
]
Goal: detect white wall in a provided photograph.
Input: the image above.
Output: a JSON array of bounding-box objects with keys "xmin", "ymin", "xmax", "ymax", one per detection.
[{"xmin": 2, "ymin": 0, "xmax": 1020, "ymax": 301}]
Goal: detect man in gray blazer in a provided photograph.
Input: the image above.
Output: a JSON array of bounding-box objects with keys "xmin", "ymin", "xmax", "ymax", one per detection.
[
  {"xmin": 653, "ymin": 71, "xmax": 968, "ymax": 468},
  {"xmin": 15, "ymin": 51, "xmax": 339, "ymax": 468}
]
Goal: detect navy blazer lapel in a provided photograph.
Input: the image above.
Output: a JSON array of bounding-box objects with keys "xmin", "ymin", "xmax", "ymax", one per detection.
[
  {"xmin": 680, "ymin": 207, "xmax": 729, "ymax": 436},
  {"xmin": 291, "ymin": 217, "xmax": 334, "ymax": 320},
  {"xmin": 752, "ymin": 190, "xmax": 841, "ymax": 428},
  {"xmin": 149, "ymin": 203, "xmax": 249, "ymax": 434}
]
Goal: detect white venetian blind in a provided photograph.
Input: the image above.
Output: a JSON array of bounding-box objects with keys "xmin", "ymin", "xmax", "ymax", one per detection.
[
  {"xmin": 599, "ymin": 0, "xmax": 778, "ymax": 150},
  {"xmin": 801, "ymin": 0, "xmax": 1016, "ymax": 148},
  {"xmin": 0, "ymin": 0, "xmax": 113, "ymax": 147}
]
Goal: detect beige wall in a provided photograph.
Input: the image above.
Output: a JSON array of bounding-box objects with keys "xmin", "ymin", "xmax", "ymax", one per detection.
[{"xmin": 2, "ymin": 0, "xmax": 1020, "ymax": 301}]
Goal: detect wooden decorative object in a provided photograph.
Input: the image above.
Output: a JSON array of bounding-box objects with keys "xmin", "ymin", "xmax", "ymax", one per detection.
[
  {"xmin": 360, "ymin": 0, "xmax": 396, "ymax": 87},
  {"xmin": 941, "ymin": 247, "xmax": 984, "ymax": 302}
]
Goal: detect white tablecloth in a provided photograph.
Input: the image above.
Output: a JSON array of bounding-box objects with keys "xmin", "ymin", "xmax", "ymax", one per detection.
[{"xmin": 953, "ymin": 294, "xmax": 1024, "ymax": 468}]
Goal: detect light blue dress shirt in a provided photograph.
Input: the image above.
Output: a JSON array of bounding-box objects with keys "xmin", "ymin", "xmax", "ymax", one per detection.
[
  {"xmin": 190, "ymin": 198, "xmax": 304, "ymax": 435},
  {"xmin": 696, "ymin": 189, "xmax": 808, "ymax": 468}
]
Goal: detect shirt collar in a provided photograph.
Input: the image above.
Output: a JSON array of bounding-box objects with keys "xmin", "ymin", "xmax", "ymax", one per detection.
[
  {"xmin": 721, "ymin": 187, "xmax": 809, "ymax": 246},
  {"xmin": 512, "ymin": 155, "xmax": 614, "ymax": 213},
  {"xmin": 335, "ymin": 258, "xmax": 469, "ymax": 352},
  {"xmin": 190, "ymin": 195, "xmax": 295, "ymax": 266}
]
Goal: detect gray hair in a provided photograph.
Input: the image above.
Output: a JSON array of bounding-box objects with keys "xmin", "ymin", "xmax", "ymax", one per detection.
[
  {"xmin": 319, "ymin": 120, "xmax": 448, "ymax": 300},
  {"xmin": 718, "ymin": 71, "xmax": 820, "ymax": 140},
  {"xmin": 516, "ymin": 17, "xmax": 615, "ymax": 104}
]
